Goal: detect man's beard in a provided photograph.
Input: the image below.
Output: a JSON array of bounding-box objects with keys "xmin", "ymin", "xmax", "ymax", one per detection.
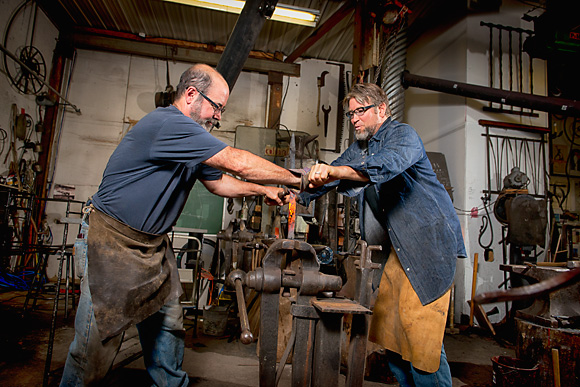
[
  {"xmin": 190, "ymin": 104, "xmax": 218, "ymax": 131},
  {"xmin": 355, "ymin": 124, "xmax": 377, "ymax": 141}
]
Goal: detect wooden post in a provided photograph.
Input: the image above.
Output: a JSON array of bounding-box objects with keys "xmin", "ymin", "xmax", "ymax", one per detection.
[
  {"xmin": 552, "ymin": 348, "xmax": 561, "ymax": 387},
  {"xmin": 267, "ymin": 70, "xmax": 283, "ymax": 128},
  {"xmin": 469, "ymin": 253, "xmax": 479, "ymax": 326}
]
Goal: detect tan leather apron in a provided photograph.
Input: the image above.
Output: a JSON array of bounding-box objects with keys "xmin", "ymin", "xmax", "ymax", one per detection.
[{"xmin": 368, "ymin": 247, "xmax": 450, "ymax": 373}]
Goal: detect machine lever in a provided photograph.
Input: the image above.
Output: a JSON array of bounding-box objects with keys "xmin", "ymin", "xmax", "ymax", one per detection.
[{"xmin": 227, "ymin": 270, "xmax": 254, "ymax": 344}]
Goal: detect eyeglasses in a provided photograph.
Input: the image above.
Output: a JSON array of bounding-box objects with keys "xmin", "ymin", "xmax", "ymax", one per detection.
[
  {"xmin": 197, "ymin": 88, "xmax": 226, "ymax": 115},
  {"xmin": 345, "ymin": 104, "xmax": 376, "ymax": 119}
]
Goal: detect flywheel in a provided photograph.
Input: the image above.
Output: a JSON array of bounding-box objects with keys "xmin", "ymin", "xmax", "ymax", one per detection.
[{"xmin": 6, "ymin": 45, "xmax": 46, "ymax": 94}]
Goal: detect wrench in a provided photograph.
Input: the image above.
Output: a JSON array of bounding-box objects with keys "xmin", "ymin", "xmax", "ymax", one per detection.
[{"xmin": 322, "ymin": 105, "xmax": 332, "ymax": 137}]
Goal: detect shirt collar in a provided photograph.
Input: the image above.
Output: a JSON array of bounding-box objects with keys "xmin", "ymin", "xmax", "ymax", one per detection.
[{"xmin": 369, "ymin": 116, "xmax": 392, "ymax": 142}]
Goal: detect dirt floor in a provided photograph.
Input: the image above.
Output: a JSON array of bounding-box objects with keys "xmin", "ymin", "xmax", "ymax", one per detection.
[{"xmin": 0, "ymin": 288, "xmax": 516, "ymax": 386}]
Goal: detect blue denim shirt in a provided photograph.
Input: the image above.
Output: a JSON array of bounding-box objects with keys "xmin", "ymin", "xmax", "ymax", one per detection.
[{"xmin": 300, "ymin": 117, "xmax": 466, "ymax": 305}]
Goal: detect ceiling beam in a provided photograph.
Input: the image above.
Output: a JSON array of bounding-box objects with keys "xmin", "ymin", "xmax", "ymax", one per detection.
[
  {"xmin": 217, "ymin": 0, "xmax": 279, "ymax": 90},
  {"xmin": 63, "ymin": 29, "xmax": 300, "ymax": 77},
  {"xmin": 284, "ymin": 0, "xmax": 355, "ymax": 64}
]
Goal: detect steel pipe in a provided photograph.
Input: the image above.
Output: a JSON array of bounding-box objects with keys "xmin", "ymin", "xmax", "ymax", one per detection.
[{"xmin": 402, "ymin": 71, "xmax": 580, "ymax": 117}]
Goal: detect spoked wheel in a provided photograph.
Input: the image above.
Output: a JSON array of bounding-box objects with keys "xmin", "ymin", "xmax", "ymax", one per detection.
[{"xmin": 6, "ymin": 45, "xmax": 46, "ymax": 94}]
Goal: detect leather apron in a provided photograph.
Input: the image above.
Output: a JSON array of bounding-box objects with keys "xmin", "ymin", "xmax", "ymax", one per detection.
[
  {"xmin": 362, "ymin": 197, "xmax": 450, "ymax": 373},
  {"xmin": 87, "ymin": 208, "xmax": 182, "ymax": 340},
  {"xmin": 368, "ymin": 247, "xmax": 450, "ymax": 373}
]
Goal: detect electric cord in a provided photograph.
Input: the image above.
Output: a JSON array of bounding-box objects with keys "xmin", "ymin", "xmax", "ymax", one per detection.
[
  {"xmin": 0, "ymin": 269, "xmax": 38, "ymax": 290},
  {"xmin": 454, "ymin": 198, "xmax": 496, "ymax": 215}
]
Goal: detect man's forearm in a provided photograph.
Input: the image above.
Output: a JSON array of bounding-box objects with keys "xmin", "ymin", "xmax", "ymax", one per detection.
[
  {"xmin": 202, "ymin": 174, "xmax": 268, "ymax": 198},
  {"xmin": 330, "ymin": 165, "xmax": 368, "ymax": 182},
  {"xmin": 202, "ymin": 175, "xmax": 287, "ymax": 205},
  {"xmin": 307, "ymin": 164, "xmax": 368, "ymax": 189},
  {"xmin": 204, "ymin": 146, "xmax": 301, "ymax": 187}
]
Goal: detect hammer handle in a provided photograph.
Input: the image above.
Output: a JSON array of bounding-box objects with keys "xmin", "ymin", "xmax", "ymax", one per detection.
[{"xmin": 234, "ymin": 278, "xmax": 254, "ymax": 345}]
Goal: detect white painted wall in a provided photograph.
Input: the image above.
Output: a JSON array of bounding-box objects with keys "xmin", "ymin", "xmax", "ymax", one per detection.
[{"xmin": 406, "ymin": 0, "xmax": 548, "ymax": 324}]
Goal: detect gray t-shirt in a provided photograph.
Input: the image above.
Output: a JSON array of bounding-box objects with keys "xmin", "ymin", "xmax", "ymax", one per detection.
[{"xmin": 92, "ymin": 105, "xmax": 226, "ymax": 234}]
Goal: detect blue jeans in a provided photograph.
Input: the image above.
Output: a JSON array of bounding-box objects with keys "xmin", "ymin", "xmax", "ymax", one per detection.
[
  {"xmin": 387, "ymin": 345, "xmax": 452, "ymax": 387},
  {"xmin": 60, "ymin": 268, "xmax": 189, "ymax": 386}
]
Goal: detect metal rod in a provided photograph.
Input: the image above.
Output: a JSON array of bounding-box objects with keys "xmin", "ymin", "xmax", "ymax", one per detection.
[
  {"xmin": 486, "ymin": 125, "xmax": 491, "ymax": 199},
  {"xmin": 508, "ymin": 31, "xmax": 513, "ymax": 93},
  {"xmin": 518, "ymin": 32, "xmax": 523, "ymax": 93},
  {"xmin": 0, "ymin": 42, "xmax": 81, "ymax": 113},
  {"xmin": 488, "ymin": 25, "xmax": 493, "ymax": 91},
  {"xmin": 402, "ymin": 71, "xmax": 580, "ymax": 117},
  {"xmin": 43, "ymin": 250, "xmax": 65, "ymax": 387},
  {"xmin": 498, "ymin": 29, "xmax": 503, "ymax": 108},
  {"xmin": 478, "ymin": 119, "xmax": 549, "ymax": 133}
]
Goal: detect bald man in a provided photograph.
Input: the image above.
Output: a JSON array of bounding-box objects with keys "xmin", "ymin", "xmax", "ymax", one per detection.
[{"xmin": 60, "ymin": 64, "xmax": 301, "ymax": 386}]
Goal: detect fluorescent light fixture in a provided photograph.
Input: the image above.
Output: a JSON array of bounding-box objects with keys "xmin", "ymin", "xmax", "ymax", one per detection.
[{"xmin": 164, "ymin": 0, "xmax": 320, "ymax": 27}]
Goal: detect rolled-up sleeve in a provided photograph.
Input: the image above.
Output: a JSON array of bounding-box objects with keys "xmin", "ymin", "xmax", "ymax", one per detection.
[{"xmin": 340, "ymin": 124, "xmax": 423, "ymax": 185}]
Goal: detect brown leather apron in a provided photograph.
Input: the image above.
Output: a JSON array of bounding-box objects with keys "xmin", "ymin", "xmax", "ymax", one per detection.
[
  {"xmin": 87, "ymin": 209, "xmax": 182, "ymax": 340},
  {"xmin": 368, "ymin": 247, "xmax": 450, "ymax": 373}
]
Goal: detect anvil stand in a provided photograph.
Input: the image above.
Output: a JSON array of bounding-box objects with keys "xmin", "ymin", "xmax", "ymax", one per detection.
[{"xmin": 227, "ymin": 239, "xmax": 381, "ymax": 387}]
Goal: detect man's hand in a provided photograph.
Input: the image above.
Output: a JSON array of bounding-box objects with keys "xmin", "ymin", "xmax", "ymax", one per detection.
[
  {"xmin": 263, "ymin": 186, "xmax": 291, "ymax": 206},
  {"xmin": 307, "ymin": 164, "xmax": 337, "ymax": 188}
]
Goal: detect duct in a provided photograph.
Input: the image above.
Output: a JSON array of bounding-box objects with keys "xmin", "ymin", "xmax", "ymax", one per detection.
[
  {"xmin": 381, "ymin": 27, "xmax": 407, "ymax": 122},
  {"xmin": 216, "ymin": 0, "xmax": 278, "ymax": 90},
  {"xmin": 401, "ymin": 71, "xmax": 580, "ymax": 118}
]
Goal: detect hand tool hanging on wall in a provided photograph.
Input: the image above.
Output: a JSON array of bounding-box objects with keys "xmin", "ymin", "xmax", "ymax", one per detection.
[
  {"xmin": 316, "ymin": 71, "xmax": 329, "ymax": 126},
  {"xmin": 322, "ymin": 105, "xmax": 332, "ymax": 137}
]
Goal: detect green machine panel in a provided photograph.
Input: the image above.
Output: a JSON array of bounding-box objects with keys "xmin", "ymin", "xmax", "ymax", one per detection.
[{"xmin": 175, "ymin": 182, "xmax": 224, "ymax": 234}]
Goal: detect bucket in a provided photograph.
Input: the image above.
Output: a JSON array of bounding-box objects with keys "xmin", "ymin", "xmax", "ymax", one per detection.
[
  {"xmin": 491, "ymin": 356, "xmax": 538, "ymax": 387},
  {"xmin": 202, "ymin": 306, "xmax": 229, "ymax": 336}
]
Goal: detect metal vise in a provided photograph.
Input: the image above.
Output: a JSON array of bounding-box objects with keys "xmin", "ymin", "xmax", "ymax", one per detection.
[{"xmin": 227, "ymin": 239, "xmax": 381, "ymax": 387}]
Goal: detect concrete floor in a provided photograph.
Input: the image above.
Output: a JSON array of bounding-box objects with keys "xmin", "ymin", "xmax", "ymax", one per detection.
[{"xmin": 0, "ymin": 289, "xmax": 515, "ymax": 386}]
